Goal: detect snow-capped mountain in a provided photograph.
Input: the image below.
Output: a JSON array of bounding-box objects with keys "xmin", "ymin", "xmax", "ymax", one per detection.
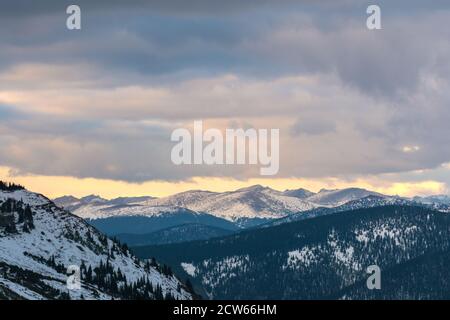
[
  {"xmin": 304, "ymin": 188, "xmax": 384, "ymax": 207},
  {"xmin": 53, "ymin": 186, "xmax": 392, "ymax": 231},
  {"xmin": 66, "ymin": 202, "xmax": 200, "ymax": 221},
  {"xmin": 54, "ymin": 194, "xmax": 242, "ymax": 242},
  {"xmin": 54, "ymin": 195, "xmax": 155, "ymax": 215},
  {"xmin": 56, "ymin": 185, "xmax": 319, "ymax": 228},
  {"xmin": 57, "ymin": 186, "xmax": 388, "ymax": 224},
  {"xmin": 0, "ymin": 184, "xmax": 194, "ymax": 300},
  {"xmin": 264, "ymin": 195, "xmax": 410, "ymax": 227},
  {"xmin": 412, "ymin": 195, "xmax": 450, "ymax": 212},
  {"xmin": 413, "ymin": 195, "xmax": 450, "ymax": 205},
  {"xmin": 282, "ymin": 188, "xmax": 315, "ymax": 199},
  {"xmin": 146, "ymin": 185, "xmax": 317, "ymax": 222},
  {"xmin": 56, "ymin": 185, "xmax": 450, "ymax": 231},
  {"xmin": 53, "ymin": 195, "xmax": 80, "ymax": 209}
]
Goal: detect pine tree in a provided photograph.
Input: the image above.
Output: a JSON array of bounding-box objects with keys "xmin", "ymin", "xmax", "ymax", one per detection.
[{"xmin": 185, "ymin": 278, "xmax": 194, "ymax": 293}]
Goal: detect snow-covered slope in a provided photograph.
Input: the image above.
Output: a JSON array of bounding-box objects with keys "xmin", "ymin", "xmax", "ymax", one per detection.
[
  {"xmin": 146, "ymin": 185, "xmax": 317, "ymax": 222},
  {"xmin": 304, "ymin": 188, "xmax": 384, "ymax": 207},
  {"xmin": 56, "ymin": 186, "xmax": 387, "ymax": 225},
  {"xmin": 55, "ymin": 195, "xmax": 190, "ymax": 221},
  {"xmin": 413, "ymin": 195, "xmax": 450, "ymax": 205},
  {"xmin": 264, "ymin": 195, "xmax": 410, "ymax": 227},
  {"xmin": 71, "ymin": 203, "xmax": 199, "ymax": 220},
  {"xmin": 54, "ymin": 195, "xmax": 155, "ymax": 216},
  {"xmin": 0, "ymin": 187, "xmax": 193, "ymax": 300},
  {"xmin": 282, "ymin": 188, "xmax": 315, "ymax": 199},
  {"xmin": 412, "ymin": 195, "xmax": 450, "ymax": 212},
  {"xmin": 57, "ymin": 186, "xmax": 317, "ymax": 224}
]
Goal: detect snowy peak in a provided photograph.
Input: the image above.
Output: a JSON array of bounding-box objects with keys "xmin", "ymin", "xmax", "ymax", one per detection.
[
  {"xmin": 282, "ymin": 188, "xmax": 315, "ymax": 199},
  {"xmin": 53, "ymin": 195, "xmax": 103, "ymax": 212},
  {"xmin": 148, "ymin": 185, "xmax": 316, "ymax": 223},
  {"xmin": 413, "ymin": 195, "xmax": 450, "ymax": 205},
  {"xmin": 58, "ymin": 186, "xmax": 390, "ymax": 225},
  {"xmin": 80, "ymin": 194, "xmax": 107, "ymax": 204},
  {"xmin": 234, "ymin": 185, "xmax": 270, "ymax": 193},
  {"xmin": 57, "ymin": 185, "xmax": 450, "ymax": 228},
  {"xmin": 53, "ymin": 195, "xmax": 79, "ymax": 207},
  {"xmin": 53, "ymin": 195, "xmax": 81, "ymax": 212},
  {"xmin": 305, "ymin": 188, "xmax": 384, "ymax": 207},
  {"xmin": 108, "ymin": 196, "xmax": 155, "ymax": 205},
  {"xmin": 55, "ymin": 194, "xmax": 157, "ymax": 218},
  {"xmin": 75, "ymin": 204, "xmax": 203, "ymax": 220},
  {"xmin": 411, "ymin": 195, "xmax": 450, "ymax": 213},
  {"xmin": 150, "ymin": 190, "xmax": 218, "ymax": 208}
]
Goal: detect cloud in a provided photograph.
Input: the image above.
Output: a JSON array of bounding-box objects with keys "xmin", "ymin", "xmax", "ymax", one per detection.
[
  {"xmin": 0, "ymin": 0, "xmax": 363, "ymax": 19},
  {"xmin": 1, "ymin": 164, "xmax": 447, "ymax": 199},
  {"xmin": 290, "ymin": 118, "xmax": 336, "ymax": 136},
  {"xmin": 0, "ymin": 1, "xmax": 449, "ymax": 188},
  {"xmin": 2, "ymin": 2, "xmax": 450, "ymax": 92},
  {"xmin": 402, "ymin": 146, "xmax": 420, "ymax": 153},
  {"xmin": 0, "ymin": 104, "xmax": 27, "ymax": 121},
  {"xmin": 1, "ymin": 67, "xmax": 450, "ymax": 182}
]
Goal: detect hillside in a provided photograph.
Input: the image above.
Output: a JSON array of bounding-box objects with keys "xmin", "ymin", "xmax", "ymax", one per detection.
[
  {"xmin": 0, "ymin": 184, "xmax": 194, "ymax": 300},
  {"xmin": 132, "ymin": 205, "xmax": 450, "ymax": 299},
  {"xmin": 115, "ymin": 223, "xmax": 234, "ymax": 246}
]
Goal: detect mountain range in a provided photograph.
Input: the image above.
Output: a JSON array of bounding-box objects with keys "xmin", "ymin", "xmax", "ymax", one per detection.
[
  {"xmin": 3, "ymin": 180, "xmax": 450, "ymax": 300},
  {"xmin": 55, "ymin": 186, "xmax": 450, "ymax": 246}
]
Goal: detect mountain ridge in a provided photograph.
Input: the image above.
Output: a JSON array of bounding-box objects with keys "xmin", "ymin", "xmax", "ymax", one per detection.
[{"xmin": 55, "ymin": 185, "xmax": 450, "ymax": 224}]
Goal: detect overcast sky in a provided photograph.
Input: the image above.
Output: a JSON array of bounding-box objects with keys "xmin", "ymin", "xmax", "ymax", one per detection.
[{"xmin": 0, "ymin": 1, "xmax": 449, "ymax": 197}]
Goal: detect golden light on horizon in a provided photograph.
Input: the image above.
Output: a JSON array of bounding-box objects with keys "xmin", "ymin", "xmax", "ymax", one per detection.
[{"xmin": 0, "ymin": 166, "xmax": 446, "ymax": 200}]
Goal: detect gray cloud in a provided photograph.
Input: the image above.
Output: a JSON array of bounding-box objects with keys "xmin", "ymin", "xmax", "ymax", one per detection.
[
  {"xmin": 0, "ymin": 1, "xmax": 449, "ymax": 185},
  {"xmin": 290, "ymin": 118, "xmax": 336, "ymax": 136},
  {"xmin": 2, "ymin": 3, "xmax": 448, "ymax": 96},
  {"xmin": 0, "ymin": 0, "xmax": 364, "ymax": 18}
]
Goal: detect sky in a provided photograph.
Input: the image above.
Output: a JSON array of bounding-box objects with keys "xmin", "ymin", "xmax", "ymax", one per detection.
[{"xmin": 0, "ymin": 0, "xmax": 450, "ymax": 198}]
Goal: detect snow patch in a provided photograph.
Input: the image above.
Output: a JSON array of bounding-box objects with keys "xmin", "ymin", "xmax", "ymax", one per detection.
[{"xmin": 181, "ymin": 263, "xmax": 197, "ymax": 277}]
